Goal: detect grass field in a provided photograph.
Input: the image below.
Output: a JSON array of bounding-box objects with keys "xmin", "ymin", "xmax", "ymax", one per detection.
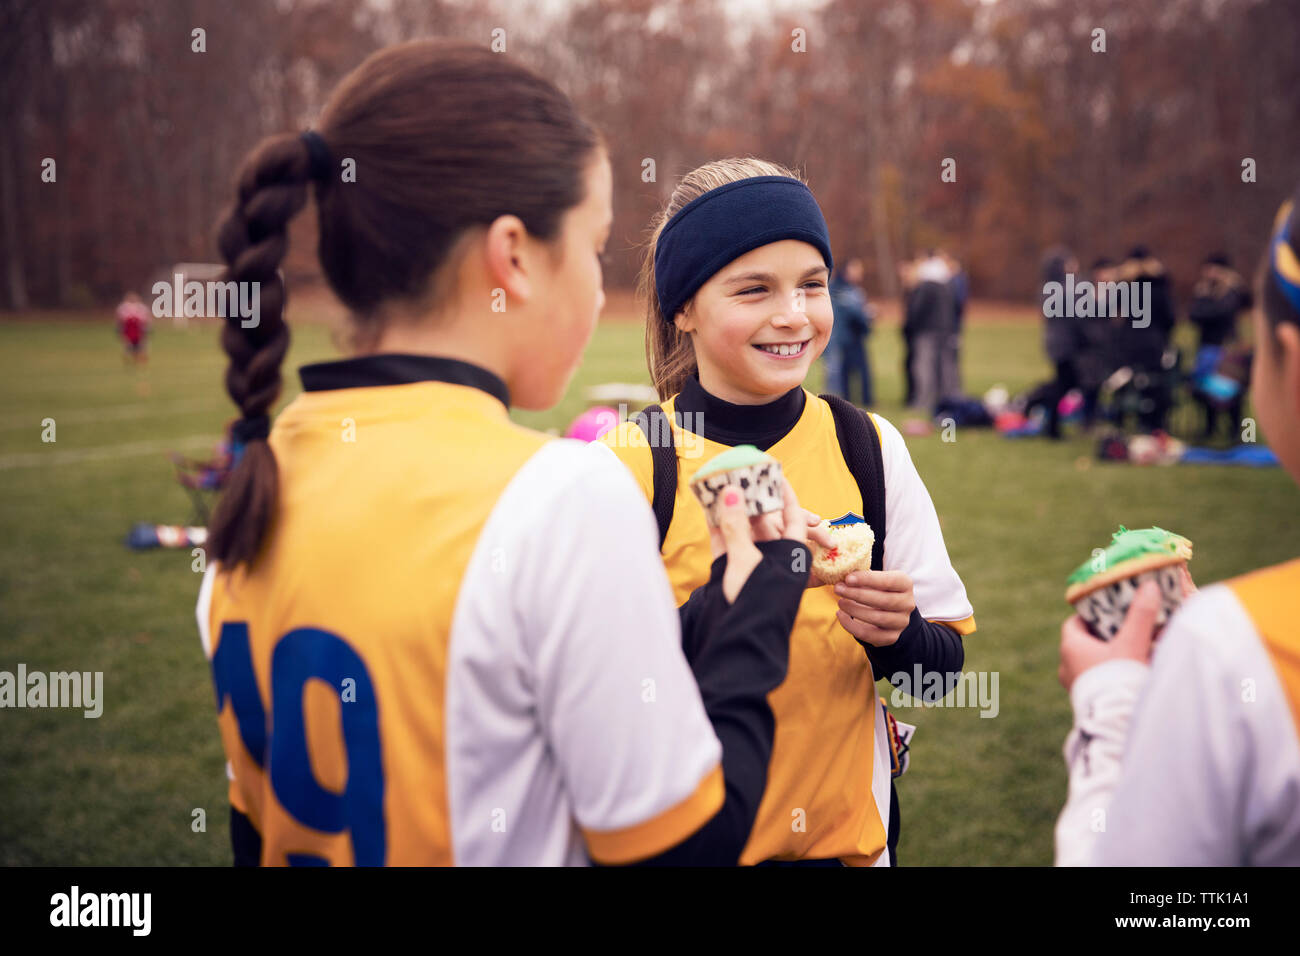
[{"xmin": 2, "ymin": 310, "xmax": 1298, "ymax": 866}]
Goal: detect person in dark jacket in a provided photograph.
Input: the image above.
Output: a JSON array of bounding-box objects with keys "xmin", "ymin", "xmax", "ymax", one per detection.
[
  {"xmin": 1188, "ymin": 253, "xmax": 1253, "ymax": 439},
  {"xmin": 825, "ymin": 257, "xmax": 874, "ymax": 406},
  {"xmin": 906, "ymin": 252, "xmax": 958, "ymax": 415},
  {"xmin": 1076, "ymin": 257, "xmax": 1119, "ymax": 429},
  {"xmin": 943, "ymin": 250, "xmax": 968, "ymax": 399},
  {"xmin": 1113, "ymin": 246, "xmax": 1176, "ymax": 433},
  {"xmin": 1112, "ymin": 246, "xmax": 1175, "ymax": 364},
  {"xmin": 1039, "ymin": 246, "xmax": 1083, "ymax": 439},
  {"xmin": 900, "ymin": 258, "xmax": 918, "ymax": 405}
]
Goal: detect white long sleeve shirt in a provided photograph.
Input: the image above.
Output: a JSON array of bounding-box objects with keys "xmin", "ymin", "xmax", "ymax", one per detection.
[{"xmin": 1055, "ymin": 582, "xmax": 1300, "ymax": 866}]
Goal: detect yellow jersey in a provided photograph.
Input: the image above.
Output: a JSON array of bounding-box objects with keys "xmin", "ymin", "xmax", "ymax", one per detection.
[
  {"xmin": 198, "ymin": 354, "xmax": 730, "ymax": 865},
  {"xmin": 600, "ymin": 377, "xmax": 975, "ymax": 864}
]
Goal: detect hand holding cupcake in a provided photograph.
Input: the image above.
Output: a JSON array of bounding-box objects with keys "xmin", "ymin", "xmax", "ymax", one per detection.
[{"xmin": 689, "ymin": 445, "xmax": 835, "ymax": 593}]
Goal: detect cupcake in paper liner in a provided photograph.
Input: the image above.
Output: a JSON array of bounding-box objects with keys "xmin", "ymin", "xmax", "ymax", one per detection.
[
  {"xmin": 810, "ymin": 519, "xmax": 876, "ymax": 585},
  {"xmin": 1065, "ymin": 526, "xmax": 1193, "ymax": 641},
  {"xmin": 690, "ymin": 444, "xmax": 785, "ymax": 528}
]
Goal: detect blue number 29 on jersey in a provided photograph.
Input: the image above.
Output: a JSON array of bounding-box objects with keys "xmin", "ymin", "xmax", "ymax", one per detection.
[{"xmin": 211, "ymin": 622, "xmax": 386, "ymax": 866}]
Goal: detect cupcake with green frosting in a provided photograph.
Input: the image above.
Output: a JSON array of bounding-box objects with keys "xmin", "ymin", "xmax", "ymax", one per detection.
[
  {"xmin": 690, "ymin": 444, "xmax": 785, "ymax": 528},
  {"xmin": 1066, "ymin": 526, "xmax": 1194, "ymax": 640}
]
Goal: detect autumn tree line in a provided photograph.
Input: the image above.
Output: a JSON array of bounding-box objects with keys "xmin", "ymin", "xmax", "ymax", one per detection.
[{"xmin": 2, "ymin": 0, "xmax": 1297, "ymax": 313}]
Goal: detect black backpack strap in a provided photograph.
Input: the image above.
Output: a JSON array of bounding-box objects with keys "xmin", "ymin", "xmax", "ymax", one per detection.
[
  {"xmin": 819, "ymin": 394, "xmax": 887, "ymax": 570},
  {"xmin": 631, "ymin": 404, "xmax": 677, "ymax": 550}
]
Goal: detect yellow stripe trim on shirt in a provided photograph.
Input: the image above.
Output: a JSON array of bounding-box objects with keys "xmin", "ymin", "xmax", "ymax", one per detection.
[
  {"xmin": 582, "ymin": 763, "xmax": 725, "ymax": 865},
  {"xmin": 930, "ymin": 614, "xmax": 976, "ymax": 636},
  {"xmin": 866, "ymin": 408, "xmax": 883, "ymax": 441},
  {"xmin": 1226, "ymin": 558, "xmax": 1300, "ymax": 740}
]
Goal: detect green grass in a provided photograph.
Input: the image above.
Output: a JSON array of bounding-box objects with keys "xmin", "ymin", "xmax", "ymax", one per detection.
[{"xmin": 1, "ymin": 313, "xmax": 1297, "ymax": 866}]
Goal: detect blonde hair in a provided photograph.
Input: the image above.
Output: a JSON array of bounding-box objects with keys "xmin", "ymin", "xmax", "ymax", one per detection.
[{"xmin": 640, "ymin": 157, "xmax": 805, "ymax": 399}]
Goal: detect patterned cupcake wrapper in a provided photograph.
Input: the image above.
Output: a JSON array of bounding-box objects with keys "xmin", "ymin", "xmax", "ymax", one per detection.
[
  {"xmin": 1072, "ymin": 563, "xmax": 1186, "ymax": 641},
  {"xmin": 690, "ymin": 460, "xmax": 785, "ymax": 528}
]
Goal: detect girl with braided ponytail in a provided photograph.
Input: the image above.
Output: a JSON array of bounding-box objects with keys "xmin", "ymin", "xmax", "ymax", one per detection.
[
  {"xmin": 1055, "ymin": 183, "xmax": 1300, "ymax": 865},
  {"xmin": 199, "ymin": 39, "xmax": 815, "ymax": 866}
]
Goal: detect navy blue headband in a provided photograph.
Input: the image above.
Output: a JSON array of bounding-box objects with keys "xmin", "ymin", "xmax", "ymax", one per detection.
[
  {"xmin": 1270, "ymin": 200, "xmax": 1300, "ymax": 315},
  {"xmin": 654, "ymin": 175, "xmax": 833, "ymax": 322}
]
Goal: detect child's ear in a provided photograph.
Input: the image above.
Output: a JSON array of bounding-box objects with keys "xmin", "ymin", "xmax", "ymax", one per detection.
[
  {"xmin": 673, "ymin": 302, "xmax": 695, "ymax": 335},
  {"xmin": 484, "ymin": 214, "xmax": 532, "ymax": 303}
]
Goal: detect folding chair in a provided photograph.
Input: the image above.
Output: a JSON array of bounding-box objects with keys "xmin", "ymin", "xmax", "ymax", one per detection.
[{"xmin": 169, "ymin": 436, "xmax": 234, "ymax": 526}]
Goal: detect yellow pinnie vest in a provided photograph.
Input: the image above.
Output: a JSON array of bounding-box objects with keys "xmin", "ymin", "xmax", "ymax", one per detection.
[{"xmin": 602, "ymin": 390, "xmax": 974, "ymax": 864}]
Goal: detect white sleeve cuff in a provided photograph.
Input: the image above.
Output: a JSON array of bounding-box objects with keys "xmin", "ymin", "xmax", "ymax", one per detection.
[{"xmin": 1069, "ymin": 658, "xmax": 1149, "ymax": 716}]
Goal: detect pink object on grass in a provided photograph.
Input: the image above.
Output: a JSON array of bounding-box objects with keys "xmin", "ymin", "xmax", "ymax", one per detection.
[{"xmin": 565, "ymin": 406, "xmax": 619, "ymax": 442}]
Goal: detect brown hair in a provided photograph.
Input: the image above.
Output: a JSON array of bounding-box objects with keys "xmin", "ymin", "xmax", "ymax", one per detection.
[
  {"xmin": 641, "ymin": 157, "xmax": 804, "ymax": 400},
  {"xmin": 208, "ymin": 39, "xmax": 601, "ymax": 568}
]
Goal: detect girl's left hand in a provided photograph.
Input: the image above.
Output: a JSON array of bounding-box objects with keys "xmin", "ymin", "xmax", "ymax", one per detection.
[{"xmin": 833, "ymin": 570, "xmax": 916, "ymax": 647}]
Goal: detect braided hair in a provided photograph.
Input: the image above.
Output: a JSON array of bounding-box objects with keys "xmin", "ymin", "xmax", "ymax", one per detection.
[
  {"xmin": 207, "ymin": 39, "xmax": 600, "ymax": 568},
  {"xmin": 208, "ymin": 134, "xmax": 306, "ymax": 567}
]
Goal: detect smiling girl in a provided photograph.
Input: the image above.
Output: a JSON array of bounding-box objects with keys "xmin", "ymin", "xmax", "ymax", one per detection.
[{"xmin": 600, "ymin": 158, "xmax": 976, "ymax": 865}]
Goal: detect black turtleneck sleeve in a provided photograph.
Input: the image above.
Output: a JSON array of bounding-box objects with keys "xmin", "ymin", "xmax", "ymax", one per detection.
[
  {"xmin": 862, "ymin": 610, "xmax": 965, "ymax": 701},
  {"xmin": 619, "ymin": 538, "xmax": 807, "ymax": 867}
]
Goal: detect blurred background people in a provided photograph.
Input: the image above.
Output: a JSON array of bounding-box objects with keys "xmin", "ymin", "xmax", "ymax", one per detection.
[
  {"xmin": 943, "ymin": 250, "xmax": 968, "ymax": 400},
  {"xmin": 1039, "ymin": 246, "xmax": 1083, "ymax": 439},
  {"xmin": 899, "ymin": 258, "xmax": 919, "ymax": 406},
  {"xmin": 906, "ymin": 250, "xmax": 959, "ymax": 415},
  {"xmin": 1119, "ymin": 245, "xmax": 1177, "ymax": 351},
  {"xmin": 1076, "ymin": 257, "xmax": 1119, "ymax": 430},
  {"xmin": 115, "ymin": 291, "xmax": 151, "ymax": 365},
  {"xmin": 825, "ymin": 256, "xmax": 875, "ymax": 406},
  {"xmin": 1110, "ymin": 245, "xmax": 1176, "ymax": 433},
  {"xmin": 1188, "ymin": 253, "xmax": 1253, "ymax": 440}
]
